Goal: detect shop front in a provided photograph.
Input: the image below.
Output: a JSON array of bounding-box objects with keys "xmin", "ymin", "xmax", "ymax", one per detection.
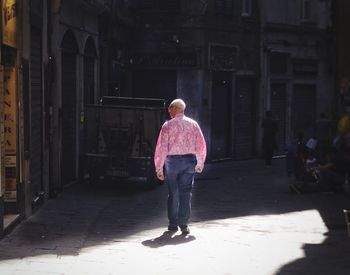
[
  {"xmin": 3, "ymin": 63, "xmax": 20, "ymax": 232},
  {"xmin": 0, "ymin": 0, "xmax": 21, "ymax": 236}
]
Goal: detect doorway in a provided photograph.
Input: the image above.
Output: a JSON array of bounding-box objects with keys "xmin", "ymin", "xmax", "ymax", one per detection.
[
  {"xmin": 270, "ymin": 83, "xmax": 287, "ymax": 155},
  {"xmin": 233, "ymin": 78, "xmax": 256, "ymax": 159},
  {"xmin": 60, "ymin": 31, "xmax": 78, "ymax": 186},
  {"xmin": 292, "ymin": 84, "xmax": 316, "ymax": 140},
  {"xmin": 211, "ymin": 72, "xmax": 232, "ymax": 160}
]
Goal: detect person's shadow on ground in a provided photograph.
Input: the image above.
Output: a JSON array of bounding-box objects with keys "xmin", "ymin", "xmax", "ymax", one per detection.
[{"xmin": 142, "ymin": 231, "xmax": 196, "ymax": 248}]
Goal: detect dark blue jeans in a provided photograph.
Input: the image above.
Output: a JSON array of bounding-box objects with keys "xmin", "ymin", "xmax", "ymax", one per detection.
[{"xmin": 164, "ymin": 155, "xmax": 196, "ymax": 227}]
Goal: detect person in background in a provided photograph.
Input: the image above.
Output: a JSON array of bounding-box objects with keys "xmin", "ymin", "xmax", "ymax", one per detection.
[
  {"xmin": 314, "ymin": 113, "xmax": 333, "ymax": 164},
  {"xmin": 261, "ymin": 110, "xmax": 278, "ymax": 166},
  {"xmin": 286, "ymin": 132, "xmax": 307, "ymax": 179},
  {"xmin": 154, "ymin": 99, "xmax": 207, "ymax": 235}
]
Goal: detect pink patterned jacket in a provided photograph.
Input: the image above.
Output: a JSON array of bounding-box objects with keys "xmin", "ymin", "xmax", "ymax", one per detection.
[{"xmin": 154, "ymin": 113, "xmax": 207, "ymax": 173}]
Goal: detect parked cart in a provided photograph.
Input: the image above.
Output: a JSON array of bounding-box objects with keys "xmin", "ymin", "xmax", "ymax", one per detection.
[{"xmin": 81, "ymin": 96, "xmax": 167, "ymax": 185}]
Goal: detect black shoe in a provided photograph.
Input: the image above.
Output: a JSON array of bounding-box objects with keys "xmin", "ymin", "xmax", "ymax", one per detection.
[
  {"xmin": 167, "ymin": 225, "xmax": 178, "ymax": 232},
  {"xmin": 180, "ymin": 225, "xmax": 190, "ymax": 235}
]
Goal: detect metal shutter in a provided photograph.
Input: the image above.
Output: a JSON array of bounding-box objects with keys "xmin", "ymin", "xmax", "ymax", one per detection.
[
  {"xmin": 30, "ymin": 27, "xmax": 43, "ymax": 197},
  {"xmin": 234, "ymin": 78, "xmax": 255, "ymax": 159}
]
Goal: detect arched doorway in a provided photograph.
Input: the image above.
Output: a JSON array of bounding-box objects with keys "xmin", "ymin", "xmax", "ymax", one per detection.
[
  {"xmin": 60, "ymin": 30, "xmax": 78, "ymax": 186},
  {"xmin": 80, "ymin": 37, "xmax": 97, "ymax": 181},
  {"xmin": 211, "ymin": 71, "xmax": 232, "ymax": 160},
  {"xmin": 234, "ymin": 77, "xmax": 256, "ymax": 159}
]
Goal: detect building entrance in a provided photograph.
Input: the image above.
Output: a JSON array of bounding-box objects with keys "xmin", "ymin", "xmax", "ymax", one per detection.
[{"xmin": 211, "ymin": 72, "xmax": 232, "ymax": 160}]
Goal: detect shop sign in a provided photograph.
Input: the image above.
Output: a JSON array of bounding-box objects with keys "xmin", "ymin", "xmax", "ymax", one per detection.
[
  {"xmin": 2, "ymin": 0, "xmax": 17, "ymax": 48},
  {"xmin": 0, "ymin": 67, "xmax": 3, "ymax": 197},
  {"xmin": 209, "ymin": 44, "xmax": 238, "ymax": 71},
  {"xmin": 4, "ymin": 155, "xmax": 15, "ymax": 166},
  {"xmin": 4, "ymin": 189, "xmax": 16, "ymax": 201},
  {"xmin": 5, "ymin": 177, "xmax": 15, "ymax": 190},
  {"xmin": 4, "ymin": 67, "xmax": 17, "ymax": 155},
  {"xmin": 131, "ymin": 52, "xmax": 197, "ymax": 68},
  {"xmin": 4, "ymin": 67, "xmax": 17, "ymax": 202}
]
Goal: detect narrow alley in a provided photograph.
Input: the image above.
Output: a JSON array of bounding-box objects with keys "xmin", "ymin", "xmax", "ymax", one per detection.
[{"xmin": 0, "ymin": 158, "xmax": 350, "ymax": 275}]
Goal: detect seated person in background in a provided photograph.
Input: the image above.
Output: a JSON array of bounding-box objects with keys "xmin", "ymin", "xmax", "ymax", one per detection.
[
  {"xmin": 295, "ymin": 133, "xmax": 308, "ymax": 180},
  {"xmin": 286, "ymin": 132, "xmax": 307, "ymax": 178},
  {"xmin": 290, "ymin": 142, "xmax": 350, "ymax": 194},
  {"xmin": 317, "ymin": 147, "xmax": 348, "ymax": 191}
]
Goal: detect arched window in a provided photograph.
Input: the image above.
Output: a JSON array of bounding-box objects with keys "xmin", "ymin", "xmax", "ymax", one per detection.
[{"xmin": 61, "ymin": 30, "xmax": 79, "ymax": 53}]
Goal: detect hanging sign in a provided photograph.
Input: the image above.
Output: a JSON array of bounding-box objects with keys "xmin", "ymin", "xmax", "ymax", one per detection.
[
  {"xmin": 4, "ymin": 67, "xmax": 16, "ymax": 155},
  {"xmin": 209, "ymin": 44, "xmax": 238, "ymax": 71},
  {"xmin": 0, "ymin": 67, "xmax": 3, "ymax": 197},
  {"xmin": 131, "ymin": 52, "xmax": 198, "ymax": 69},
  {"xmin": 2, "ymin": 0, "xmax": 17, "ymax": 48},
  {"xmin": 4, "ymin": 67, "xmax": 17, "ymax": 202}
]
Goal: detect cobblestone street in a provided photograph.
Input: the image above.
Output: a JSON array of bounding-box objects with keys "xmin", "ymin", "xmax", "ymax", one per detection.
[{"xmin": 1, "ymin": 158, "xmax": 350, "ymax": 275}]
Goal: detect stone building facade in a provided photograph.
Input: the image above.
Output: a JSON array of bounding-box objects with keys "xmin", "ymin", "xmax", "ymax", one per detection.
[
  {"xmin": 260, "ymin": 0, "xmax": 335, "ymax": 153},
  {"xmin": 127, "ymin": 0, "xmax": 261, "ymax": 161},
  {"xmin": 0, "ymin": 0, "xmax": 337, "ymax": 236},
  {"xmin": 0, "ymin": 0, "xmax": 108, "ymax": 236},
  {"xmin": 335, "ymin": 0, "xmax": 350, "ymax": 115},
  {"xmin": 124, "ymin": 0, "xmax": 335, "ymax": 159}
]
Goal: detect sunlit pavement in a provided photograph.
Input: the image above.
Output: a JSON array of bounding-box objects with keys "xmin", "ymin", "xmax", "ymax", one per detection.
[{"xmin": 1, "ymin": 158, "xmax": 350, "ymax": 275}]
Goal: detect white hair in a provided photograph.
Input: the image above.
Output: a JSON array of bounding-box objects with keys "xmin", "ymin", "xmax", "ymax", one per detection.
[{"xmin": 169, "ymin": 98, "xmax": 186, "ymax": 111}]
